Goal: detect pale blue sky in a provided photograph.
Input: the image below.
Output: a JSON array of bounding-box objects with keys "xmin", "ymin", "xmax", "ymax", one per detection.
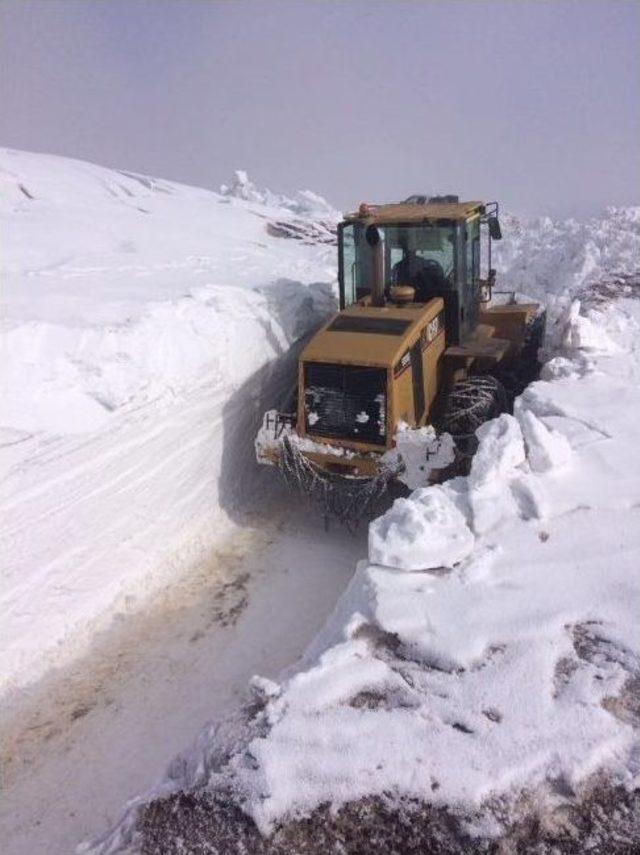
[{"xmin": 2, "ymin": 0, "xmax": 638, "ymax": 216}]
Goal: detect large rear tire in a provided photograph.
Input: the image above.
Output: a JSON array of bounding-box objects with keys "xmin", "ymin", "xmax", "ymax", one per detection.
[
  {"xmin": 437, "ymin": 375, "xmax": 508, "ymax": 468},
  {"xmin": 439, "ymin": 375, "xmax": 508, "ymax": 436}
]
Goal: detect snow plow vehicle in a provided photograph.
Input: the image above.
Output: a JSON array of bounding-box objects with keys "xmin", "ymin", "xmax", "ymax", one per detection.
[{"xmin": 256, "ymin": 196, "xmax": 544, "ymax": 526}]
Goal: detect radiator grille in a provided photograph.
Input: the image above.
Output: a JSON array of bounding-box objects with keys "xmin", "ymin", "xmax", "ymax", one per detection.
[{"xmin": 304, "ymin": 363, "xmax": 387, "ymax": 446}]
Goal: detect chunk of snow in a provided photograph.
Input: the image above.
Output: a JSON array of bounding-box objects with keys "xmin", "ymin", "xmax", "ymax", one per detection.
[
  {"xmin": 383, "ymin": 424, "xmax": 455, "ymax": 490},
  {"xmin": 219, "ymin": 169, "xmax": 261, "ymax": 202},
  {"xmin": 220, "ymin": 169, "xmax": 339, "ymax": 220},
  {"xmin": 516, "ymin": 408, "xmax": 573, "ymax": 473},
  {"xmin": 368, "ymin": 485, "xmax": 475, "ymax": 570},
  {"xmin": 469, "ymin": 414, "xmax": 526, "ymax": 487},
  {"xmin": 556, "ymin": 299, "xmax": 618, "ymax": 354},
  {"xmin": 540, "ymin": 355, "xmax": 581, "ymax": 380}
]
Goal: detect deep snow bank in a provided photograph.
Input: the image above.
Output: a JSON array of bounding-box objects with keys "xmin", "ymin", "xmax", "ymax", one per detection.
[
  {"xmin": 0, "ymin": 148, "xmax": 339, "ymax": 694},
  {"xmin": 493, "ymin": 207, "xmax": 640, "ymax": 306},
  {"xmin": 1, "ymin": 149, "xmax": 339, "ymax": 434}
]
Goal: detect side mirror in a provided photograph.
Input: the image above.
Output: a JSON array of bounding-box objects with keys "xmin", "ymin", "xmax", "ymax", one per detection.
[{"xmin": 488, "ymin": 217, "xmax": 502, "ymax": 240}]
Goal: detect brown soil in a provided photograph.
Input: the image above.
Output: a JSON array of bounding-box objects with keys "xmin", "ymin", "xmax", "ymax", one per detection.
[{"xmin": 135, "ymin": 778, "xmax": 640, "ymax": 855}]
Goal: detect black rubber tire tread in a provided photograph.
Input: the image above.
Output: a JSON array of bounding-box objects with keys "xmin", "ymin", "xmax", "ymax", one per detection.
[{"xmin": 439, "ymin": 375, "xmax": 508, "ymax": 437}]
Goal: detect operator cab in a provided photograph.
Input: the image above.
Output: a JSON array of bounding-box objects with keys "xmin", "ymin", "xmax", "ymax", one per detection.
[{"xmin": 338, "ymin": 198, "xmax": 501, "ymax": 345}]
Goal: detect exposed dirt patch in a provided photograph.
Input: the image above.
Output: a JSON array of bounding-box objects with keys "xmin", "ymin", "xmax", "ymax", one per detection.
[
  {"xmin": 554, "ymin": 622, "xmax": 640, "ymax": 718},
  {"xmin": 553, "ymin": 656, "xmax": 580, "ymax": 698},
  {"xmin": 209, "ymin": 572, "xmax": 251, "ymax": 628},
  {"xmin": 266, "ymin": 219, "xmax": 336, "ymax": 246},
  {"xmin": 349, "ymin": 690, "xmax": 389, "ymax": 710},
  {"xmin": 136, "ymin": 777, "xmax": 640, "ymax": 854},
  {"xmin": 482, "ymin": 707, "xmax": 503, "ymax": 724}
]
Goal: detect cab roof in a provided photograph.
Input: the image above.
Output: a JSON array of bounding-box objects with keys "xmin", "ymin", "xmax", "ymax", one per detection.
[{"xmin": 343, "ymin": 200, "xmax": 484, "ymax": 225}]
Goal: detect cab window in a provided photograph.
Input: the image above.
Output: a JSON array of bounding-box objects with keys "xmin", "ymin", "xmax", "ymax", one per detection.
[{"xmin": 338, "ymin": 221, "xmax": 457, "ymax": 307}]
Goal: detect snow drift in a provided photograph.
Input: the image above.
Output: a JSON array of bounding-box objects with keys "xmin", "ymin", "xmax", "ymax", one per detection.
[
  {"xmin": 492, "ymin": 207, "xmax": 640, "ymax": 307},
  {"xmin": 0, "ymin": 148, "xmax": 339, "ymax": 695}
]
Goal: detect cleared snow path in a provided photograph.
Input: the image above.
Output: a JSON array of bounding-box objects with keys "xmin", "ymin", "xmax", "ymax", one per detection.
[{"xmin": 0, "ymin": 502, "xmax": 366, "ymax": 855}]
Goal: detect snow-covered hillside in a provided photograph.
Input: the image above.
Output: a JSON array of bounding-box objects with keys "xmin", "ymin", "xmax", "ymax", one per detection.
[{"xmin": 0, "ymin": 149, "xmax": 339, "ymax": 695}]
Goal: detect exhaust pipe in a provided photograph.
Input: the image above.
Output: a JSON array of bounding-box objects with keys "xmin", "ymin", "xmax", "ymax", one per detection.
[{"xmin": 365, "ymin": 224, "xmax": 385, "ymax": 307}]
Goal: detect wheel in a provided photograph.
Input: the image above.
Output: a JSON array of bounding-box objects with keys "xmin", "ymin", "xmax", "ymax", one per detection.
[{"xmin": 438, "ymin": 375, "xmax": 508, "ymax": 438}]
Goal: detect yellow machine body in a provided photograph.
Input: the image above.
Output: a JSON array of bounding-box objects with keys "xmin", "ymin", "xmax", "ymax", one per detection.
[{"xmin": 259, "ymin": 196, "xmax": 543, "ymax": 491}]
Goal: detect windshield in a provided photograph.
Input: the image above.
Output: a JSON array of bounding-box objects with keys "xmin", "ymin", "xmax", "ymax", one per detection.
[{"xmin": 340, "ymin": 222, "xmax": 456, "ymax": 306}]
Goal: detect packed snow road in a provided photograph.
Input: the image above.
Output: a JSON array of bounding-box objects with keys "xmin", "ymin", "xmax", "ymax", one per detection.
[{"xmin": 1, "ymin": 500, "xmax": 367, "ymax": 855}]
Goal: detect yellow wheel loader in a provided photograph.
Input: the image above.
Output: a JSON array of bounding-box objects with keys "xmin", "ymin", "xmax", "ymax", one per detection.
[{"xmin": 256, "ymin": 196, "xmax": 544, "ymax": 526}]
